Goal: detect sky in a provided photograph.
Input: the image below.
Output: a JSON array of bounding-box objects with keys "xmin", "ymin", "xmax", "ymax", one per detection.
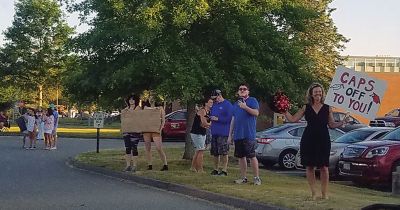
[{"xmin": 1, "ymin": 0, "xmax": 400, "ymax": 57}]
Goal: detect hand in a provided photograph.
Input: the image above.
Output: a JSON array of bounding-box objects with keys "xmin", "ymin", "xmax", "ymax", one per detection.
[
  {"xmin": 210, "ymin": 116, "xmax": 218, "ymax": 121},
  {"xmin": 238, "ymin": 101, "xmax": 247, "ymax": 109},
  {"xmin": 227, "ymin": 136, "xmax": 232, "ymax": 145}
]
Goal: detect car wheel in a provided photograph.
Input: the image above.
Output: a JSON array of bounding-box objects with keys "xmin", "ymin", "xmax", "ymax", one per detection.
[{"xmin": 279, "ymin": 150, "xmax": 297, "ymax": 170}]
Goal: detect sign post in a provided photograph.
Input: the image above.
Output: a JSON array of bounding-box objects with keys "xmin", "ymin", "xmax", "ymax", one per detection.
[
  {"xmin": 93, "ymin": 112, "xmax": 105, "ymax": 153},
  {"xmin": 325, "ymin": 66, "xmax": 387, "ymax": 120}
]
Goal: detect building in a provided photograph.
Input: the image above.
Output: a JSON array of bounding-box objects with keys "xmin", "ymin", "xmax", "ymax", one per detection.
[{"xmin": 343, "ymin": 55, "xmax": 400, "ymax": 122}]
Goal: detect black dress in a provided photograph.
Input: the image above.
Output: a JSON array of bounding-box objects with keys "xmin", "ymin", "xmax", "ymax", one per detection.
[{"xmin": 300, "ymin": 104, "xmax": 331, "ymax": 167}]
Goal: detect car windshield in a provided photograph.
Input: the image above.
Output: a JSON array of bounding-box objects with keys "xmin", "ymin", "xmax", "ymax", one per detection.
[
  {"xmin": 381, "ymin": 128, "xmax": 400, "ymax": 141},
  {"xmin": 334, "ymin": 130, "xmax": 375, "ymax": 143},
  {"xmin": 259, "ymin": 124, "xmax": 299, "ymax": 135}
]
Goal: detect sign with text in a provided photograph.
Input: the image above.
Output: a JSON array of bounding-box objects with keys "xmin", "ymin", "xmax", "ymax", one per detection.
[
  {"xmin": 325, "ymin": 66, "xmax": 387, "ymax": 120},
  {"xmin": 93, "ymin": 112, "xmax": 105, "ymax": 128}
]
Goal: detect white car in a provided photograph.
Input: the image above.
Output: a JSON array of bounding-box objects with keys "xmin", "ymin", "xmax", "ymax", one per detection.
[{"xmin": 110, "ymin": 111, "xmax": 120, "ymax": 117}]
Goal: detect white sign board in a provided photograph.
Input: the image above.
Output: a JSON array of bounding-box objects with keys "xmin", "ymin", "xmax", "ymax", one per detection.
[
  {"xmin": 325, "ymin": 66, "xmax": 387, "ymax": 120},
  {"xmin": 93, "ymin": 112, "xmax": 105, "ymax": 128}
]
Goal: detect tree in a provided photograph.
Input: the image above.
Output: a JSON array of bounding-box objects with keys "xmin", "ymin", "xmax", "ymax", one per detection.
[
  {"xmin": 0, "ymin": 0, "xmax": 74, "ymax": 107},
  {"xmin": 66, "ymin": 0, "xmax": 346, "ymax": 159}
]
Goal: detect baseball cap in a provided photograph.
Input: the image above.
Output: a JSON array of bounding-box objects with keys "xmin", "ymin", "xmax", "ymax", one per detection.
[{"xmin": 211, "ymin": 89, "xmax": 221, "ymax": 97}]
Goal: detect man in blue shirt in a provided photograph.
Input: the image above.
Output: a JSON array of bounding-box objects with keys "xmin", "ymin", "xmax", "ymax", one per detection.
[
  {"xmin": 209, "ymin": 89, "xmax": 233, "ymax": 176},
  {"xmin": 50, "ymin": 104, "xmax": 59, "ymax": 150},
  {"xmin": 228, "ymin": 83, "xmax": 261, "ymax": 185}
]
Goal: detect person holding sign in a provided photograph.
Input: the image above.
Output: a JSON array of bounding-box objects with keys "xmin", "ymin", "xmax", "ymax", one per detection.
[
  {"xmin": 143, "ymin": 96, "xmax": 168, "ymax": 171},
  {"xmin": 122, "ymin": 94, "xmax": 143, "ymax": 172},
  {"xmin": 284, "ymin": 83, "xmax": 347, "ymax": 200}
]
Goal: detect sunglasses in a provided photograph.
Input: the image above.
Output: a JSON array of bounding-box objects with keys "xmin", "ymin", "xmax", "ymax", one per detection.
[{"xmin": 238, "ymin": 88, "xmax": 248, "ymax": 91}]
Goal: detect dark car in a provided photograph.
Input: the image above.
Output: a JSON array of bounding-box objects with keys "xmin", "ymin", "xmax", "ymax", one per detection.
[
  {"xmin": 338, "ymin": 127, "xmax": 400, "ymax": 184},
  {"xmin": 162, "ymin": 109, "xmax": 187, "ymax": 139},
  {"xmin": 369, "ymin": 108, "xmax": 400, "ymax": 128}
]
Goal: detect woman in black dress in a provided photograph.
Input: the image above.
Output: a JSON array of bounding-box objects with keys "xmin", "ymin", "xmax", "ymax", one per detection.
[{"xmin": 284, "ymin": 83, "xmax": 347, "ymax": 200}]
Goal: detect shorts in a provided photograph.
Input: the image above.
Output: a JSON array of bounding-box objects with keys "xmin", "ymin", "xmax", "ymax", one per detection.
[
  {"xmin": 143, "ymin": 132, "xmax": 161, "ymax": 140},
  {"xmin": 123, "ymin": 133, "xmax": 141, "ymax": 156},
  {"xmin": 234, "ymin": 139, "xmax": 256, "ymax": 158},
  {"xmin": 44, "ymin": 129, "xmax": 52, "ymax": 134},
  {"xmin": 210, "ymin": 136, "xmax": 229, "ymax": 156},
  {"xmin": 190, "ymin": 133, "xmax": 206, "ymax": 151}
]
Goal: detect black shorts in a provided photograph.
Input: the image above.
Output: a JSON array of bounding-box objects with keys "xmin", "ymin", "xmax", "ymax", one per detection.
[
  {"xmin": 210, "ymin": 136, "xmax": 229, "ymax": 156},
  {"xmin": 123, "ymin": 133, "xmax": 141, "ymax": 148},
  {"xmin": 234, "ymin": 139, "xmax": 256, "ymax": 158}
]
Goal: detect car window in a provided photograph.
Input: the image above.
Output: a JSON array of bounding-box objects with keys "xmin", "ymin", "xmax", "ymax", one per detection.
[
  {"xmin": 381, "ymin": 128, "xmax": 400, "ymax": 141},
  {"xmin": 329, "ymin": 129, "xmax": 344, "ymax": 141},
  {"xmin": 288, "ymin": 127, "xmax": 305, "ymax": 137},
  {"xmin": 169, "ymin": 112, "xmax": 186, "ymax": 120},
  {"xmin": 260, "ymin": 124, "xmax": 294, "ymax": 134},
  {"xmin": 386, "ymin": 109, "xmax": 400, "ymax": 117},
  {"xmin": 334, "ymin": 130, "xmax": 375, "ymax": 143},
  {"xmin": 370, "ymin": 131, "xmax": 388, "ymax": 140},
  {"xmin": 333, "ymin": 113, "xmax": 341, "ymax": 121}
]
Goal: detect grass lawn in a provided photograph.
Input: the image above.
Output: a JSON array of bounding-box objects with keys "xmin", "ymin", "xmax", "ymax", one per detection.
[{"xmin": 76, "ymin": 148, "xmax": 399, "ymax": 210}]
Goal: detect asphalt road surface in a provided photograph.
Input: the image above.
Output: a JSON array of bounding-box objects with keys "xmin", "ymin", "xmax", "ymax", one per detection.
[{"xmin": 0, "ymin": 136, "xmax": 231, "ymax": 210}]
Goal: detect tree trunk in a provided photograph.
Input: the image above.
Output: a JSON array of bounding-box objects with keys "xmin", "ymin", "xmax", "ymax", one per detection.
[
  {"xmin": 182, "ymin": 101, "xmax": 196, "ymax": 160},
  {"xmin": 38, "ymin": 85, "xmax": 43, "ymax": 107}
]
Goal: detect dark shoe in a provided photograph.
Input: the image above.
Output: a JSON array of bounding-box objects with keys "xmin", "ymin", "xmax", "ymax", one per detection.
[
  {"xmin": 161, "ymin": 165, "xmax": 168, "ymax": 171},
  {"xmin": 123, "ymin": 166, "xmax": 132, "ymax": 172},
  {"xmin": 210, "ymin": 169, "xmax": 219, "ymax": 175},
  {"xmin": 218, "ymin": 171, "xmax": 228, "ymax": 176},
  {"xmin": 147, "ymin": 165, "xmax": 153, "ymax": 170}
]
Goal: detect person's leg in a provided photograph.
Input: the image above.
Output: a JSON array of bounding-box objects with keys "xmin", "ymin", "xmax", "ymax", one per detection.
[
  {"xmin": 143, "ymin": 133, "xmax": 152, "ymax": 168},
  {"xmin": 239, "ymin": 157, "xmax": 247, "ymax": 178},
  {"xmin": 191, "ymin": 150, "xmax": 199, "ymax": 172},
  {"xmin": 22, "ymin": 133, "xmax": 27, "ymax": 148},
  {"xmin": 52, "ymin": 129, "xmax": 58, "ymax": 148},
  {"xmin": 218, "ymin": 136, "xmax": 229, "ymax": 173},
  {"xmin": 197, "ymin": 150, "xmax": 204, "ymax": 172},
  {"xmin": 250, "ymin": 157, "xmax": 259, "ymax": 177},
  {"xmin": 221, "ymin": 155, "xmax": 228, "ymax": 172},
  {"xmin": 306, "ymin": 166, "xmax": 317, "ymax": 200},
  {"xmin": 153, "ymin": 135, "xmax": 167, "ymax": 166},
  {"xmin": 320, "ymin": 166, "xmax": 329, "ymax": 199},
  {"xmin": 28, "ymin": 132, "xmax": 34, "ymax": 148},
  {"xmin": 213, "ymin": 156, "xmax": 220, "ymax": 172},
  {"xmin": 210, "ymin": 136, "xmax": 219, "ymax": 173}
]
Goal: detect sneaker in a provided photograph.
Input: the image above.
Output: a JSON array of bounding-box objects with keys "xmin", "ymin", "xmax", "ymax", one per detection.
[
  {"xmin": 234, "ymin": 177, "xmax": 248, "ymax": 184},
  {"xmin": 131, "ymin": 166, "xmax": 137, "ymax": 173},
  {"xmin": 210, "ymin": 169, "xmax": 219, "ymax": 175},
  {"xmin": 160, "ymin": 165, "xmax": 168, "ymax": 171},
  {"xmin": 147, "ymin": 165, "xmax": 153, "ymax": 170},
  {"xmin": 45, "ymin": 147, "xmax": 50, "ymax": 150},
  {"xmin": 124, "ymin": 166, "xmax": 132, "ymax": 172},
  {"xmin": 254, "ymin": 177, "xmax": 262, "ymax": 186},
  {"xmin": 218, "ymin": 171, "xmax": 228, "ymax": 176},
  {"xmin": 50, "ymin": 147, "xmax": 57, "ymax": 150}
]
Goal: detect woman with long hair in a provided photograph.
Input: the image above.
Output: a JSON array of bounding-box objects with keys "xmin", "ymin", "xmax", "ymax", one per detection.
[{"xmin": 284, "ymin": 83, "xmax": 348, "ymax": 200}]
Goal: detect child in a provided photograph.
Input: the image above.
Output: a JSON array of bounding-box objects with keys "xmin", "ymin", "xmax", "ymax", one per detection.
[
  {"xmin": 36, "ymin": 109, "xmax": 45, "ymax": 141},
  {"xmin": 25, "ymin": 108, "xmax": 37, "ymax": 149},
  {"xmin": 43, "ymin": 108, "xmax": 54, "ymax": 150}
]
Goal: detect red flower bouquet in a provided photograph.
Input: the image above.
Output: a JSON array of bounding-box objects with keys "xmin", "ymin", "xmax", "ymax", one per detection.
[{"xmin": 270, "ymin": 91, "xmax": 291, "ymax": 114}]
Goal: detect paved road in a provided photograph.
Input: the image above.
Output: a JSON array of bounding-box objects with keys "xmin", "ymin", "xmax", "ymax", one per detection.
[{"xmin": 0, "ymin": 136, "xmax": 231, "ymax": 210}]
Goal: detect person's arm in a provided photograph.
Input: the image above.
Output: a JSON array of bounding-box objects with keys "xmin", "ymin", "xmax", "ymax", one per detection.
[
  {"xmin": 238, "ymin": 99, "xmax": 259, "ymax": 116},
  {"xmin": 328, "ymin": 107, "xmax": 346, "ymax": 128},
  {"xmin": 199, "ymin": 109, "xmax": 211, "ymax": 128},
  {"xmin": 284, "ymin": 105, "xmax": 306, "ymax": 122},
  {"xmin": 227, "ymin": 117, "xmax": 235, "ymax": 144},
  {"xmin": 159, "ymin": 107, "xmax": 166, "ymax": 132}
]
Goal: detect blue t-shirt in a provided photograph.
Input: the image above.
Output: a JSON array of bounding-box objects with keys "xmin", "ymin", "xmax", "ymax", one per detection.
[
  {"xmin": 210, "ymin": 99, "xmax": 233, "ymax": 137},
  {"xmin": 232, "ymin": 97, "xmax": 259, "ymax": 141}
]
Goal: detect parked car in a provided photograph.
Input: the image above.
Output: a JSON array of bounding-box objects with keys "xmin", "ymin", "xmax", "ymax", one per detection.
[
  {"xmin": 298, "ymin": 111, "xmax": 367, "ymax": 132},
  {"xmin": 255, "ymin": 123, "xmax": 345, "ymax": 170},
  {"xmin": 338, "ymin": 127, "xmax": 400, "ymax": 184},
  {"xmin": 369, "ymin": 108, "xmax": 400, "ymax": 127},
  {"xmin": 295, "ymin": 127, "xmax": 394, "ymax": 176},
  {"xmin": 162, "ymin": 109, "xmax": 187, "ymax": 139},
  {"xmin": 110, "ymin": 111, "xmax": 120, "ymax": 117}
]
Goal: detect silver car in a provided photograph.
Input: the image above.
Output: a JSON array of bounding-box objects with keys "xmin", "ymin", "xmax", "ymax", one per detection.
[
  {"xmin": 255, "ymin": 123, "xmax": 345, "ymax": 170},
  {"xmin": 295, "ymin": 127, "xmax": 394, "ymax": 175}
]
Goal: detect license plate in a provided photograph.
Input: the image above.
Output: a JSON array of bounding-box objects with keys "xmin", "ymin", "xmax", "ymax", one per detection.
[{"xmin": 343, "ymin": 163, "xmax": 350, "ymax": 170}]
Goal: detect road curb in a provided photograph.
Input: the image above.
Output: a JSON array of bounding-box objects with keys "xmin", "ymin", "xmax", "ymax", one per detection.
[{"xmin": 68, "ymin": 159, "xmax": 289, "ymax": 210}]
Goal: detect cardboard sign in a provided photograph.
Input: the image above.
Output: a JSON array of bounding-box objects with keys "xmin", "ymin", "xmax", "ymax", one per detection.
[
  {"xmin": 325, "ymin": 66, "xmax": 387, "ymax": 120},
  {"xmin": 93, "ymin": 112, "xmax": 105, "ymax": 128},
  {"xmin": 121, "ymin": 109, "xmax": 162, "ymax": 133}
]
